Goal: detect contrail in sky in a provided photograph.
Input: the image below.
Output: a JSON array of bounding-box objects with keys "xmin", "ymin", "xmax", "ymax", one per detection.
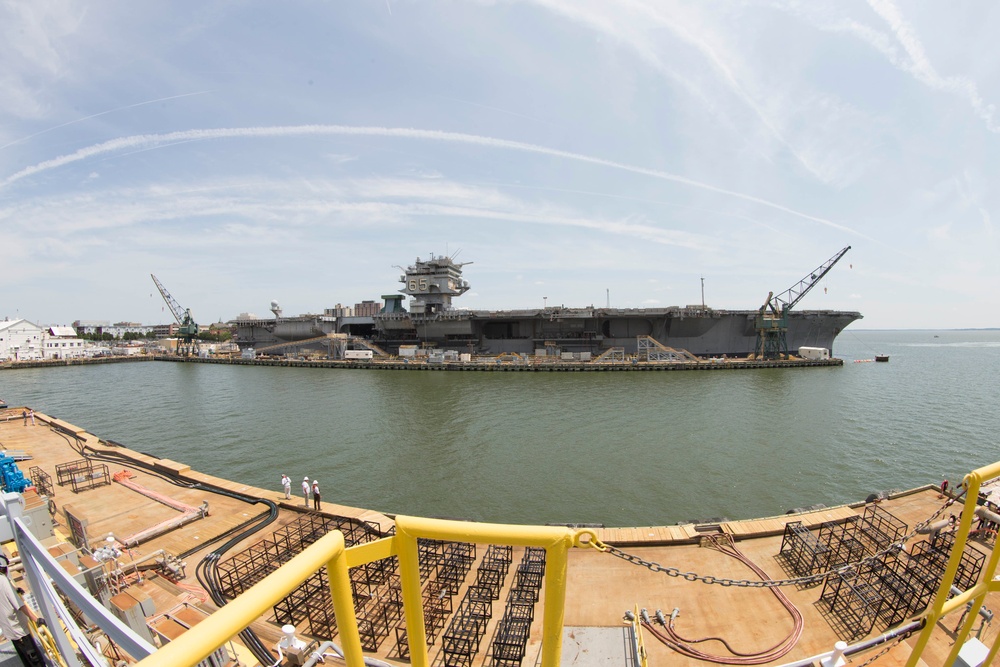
[
  {"xmin": 0, "ymin": 91, "xmax": 213, "ymax": 151},
  {"xmin": 1, "ymin": 124, "xmax": 869, "ymax": 238}
]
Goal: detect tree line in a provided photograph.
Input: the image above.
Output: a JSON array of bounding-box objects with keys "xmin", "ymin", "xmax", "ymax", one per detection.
[{"xmin": 76, "ymin": 329, "xmax": 233, "ymax": 342}]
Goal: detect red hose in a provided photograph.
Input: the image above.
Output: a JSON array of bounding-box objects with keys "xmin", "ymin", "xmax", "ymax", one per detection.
[{"xmin": 642, "ymin": 534, "xmax": 803, "ymax": 664}]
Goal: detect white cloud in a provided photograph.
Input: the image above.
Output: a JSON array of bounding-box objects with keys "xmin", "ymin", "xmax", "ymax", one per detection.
[
  {"xmin": 867, "ymin": 0, "xmax": 999, "ymax": 131},
  {"xmin": 928, "ymin": 224, "xmax": 950, "ymax": 241},
  {"xmin": 0, "ymin": 124, "xmax": 873, "ymax": 241},
  {"xmin": 788, "ymin": 0, "xmax": 1000, "ymax": 133},
  {"xmin": 0, "ymin": 1, "xmax": 85, "ymax": 119}
]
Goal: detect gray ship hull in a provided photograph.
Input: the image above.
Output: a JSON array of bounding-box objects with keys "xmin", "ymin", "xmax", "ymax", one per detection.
[
  {"xmin": 372, "ymin": 307, "xmax": 861, "ymax": 357},
  {"xmin": 231, "ymin": 252, "xmax": 862, "ymax": 358},
  {"xmin": 233, "ymin": 308, "xmax": 861, "ymax": 357}
]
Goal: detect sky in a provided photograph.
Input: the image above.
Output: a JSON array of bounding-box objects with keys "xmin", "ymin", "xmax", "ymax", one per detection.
[{"xmin": 2, "ymin": 1, "xmax": 998, "ymax": 330}]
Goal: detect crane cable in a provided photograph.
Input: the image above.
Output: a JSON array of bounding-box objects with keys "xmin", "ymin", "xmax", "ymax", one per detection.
[{"xmin": 642, "ymin": 533, "xmax": 803, "ymax": 664}]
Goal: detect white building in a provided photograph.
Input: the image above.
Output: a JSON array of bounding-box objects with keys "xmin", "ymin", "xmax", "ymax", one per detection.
[
  {"xmin": 43, "ymin": 326, "xmax": 91, "ymax": 360},
  {"xmin": 72, "ymin": 320, "xmax": 154, "ymax": 338},
  {"xmin": 72, "ymin": 319, "xmax": 111, "ymax": 334},
  {"xmin": 0, "ymin": 319, "xmax": 44, "ymax": 361}
]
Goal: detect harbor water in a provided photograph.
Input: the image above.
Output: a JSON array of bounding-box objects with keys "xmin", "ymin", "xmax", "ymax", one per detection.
[{"xmin": 1, "ymin": 329, "xmax": 998, "ymax": 527}]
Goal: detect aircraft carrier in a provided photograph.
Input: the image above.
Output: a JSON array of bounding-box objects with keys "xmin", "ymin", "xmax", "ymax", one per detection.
[{"xmin": 232, "ymin": 252, "xmax": 862, "ymax": 357}]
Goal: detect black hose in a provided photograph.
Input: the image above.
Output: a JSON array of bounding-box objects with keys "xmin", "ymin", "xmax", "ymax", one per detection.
[{"xmin": 60, "ymin": 431, "xmax": 283, "ymax": 666}]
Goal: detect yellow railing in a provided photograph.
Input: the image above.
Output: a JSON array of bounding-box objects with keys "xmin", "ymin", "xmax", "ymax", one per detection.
[
  {"xmin": 135, "ymin": 516, "xmax": 592, "ymax": 667},
  {"xmin": 905, "ymin": 461, "xmax": 1000, "ymax": 667},
  {"xmin": 131, "ymin": 480, "xmax": 1000, "ymax": 667},
  {"xmin": 135, "ymin": 529, "xmax": 362, "ymax": 667}
]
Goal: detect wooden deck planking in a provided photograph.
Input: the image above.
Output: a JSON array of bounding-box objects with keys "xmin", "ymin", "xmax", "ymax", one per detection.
[{"xmin": 722, "ymin": 505, "xmax": 858, "ymax": 539}]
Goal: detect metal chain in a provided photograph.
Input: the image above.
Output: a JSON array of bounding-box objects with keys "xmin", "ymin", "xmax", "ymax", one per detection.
[
  {"xmin": 849, "ymin": 642, "xmax": 895, "ymax": 667},
  {"xmin": 848, "ymin": 631, "xmax": 914, "ymax": 666},
  {"xmin": 590, "ymin": 491, "xmax": 965, "ymax": 589}
]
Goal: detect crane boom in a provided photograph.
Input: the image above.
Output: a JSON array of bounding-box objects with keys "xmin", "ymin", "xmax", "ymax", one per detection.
[
  {"xmin": 770, "ymin": 246, "xmax": 851, "ymax": 314},
  {"xmin": 151, "ymin": 274, "xmax": 200, "ymax": 356},
  {"xmin": 151, "ymin": 274, "xmax": 187, "ymax": 325},
  {"xmin": 754, "ymin": 246, "xmax": 852, "ymax": 360}
]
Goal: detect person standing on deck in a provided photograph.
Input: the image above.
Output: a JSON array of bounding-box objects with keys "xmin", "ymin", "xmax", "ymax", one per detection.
[
  {"xmin": 0, "ymin": 555, "xmax": 46, "ymax": 667},
  {"xmin": 28, "ymin": 410, "xmax": 34, "ymax": 426},
  {"xmin": 21, "ymin": 410, "xmax": 27, "ymax": 426},
  {"xmin": 302, "ymin": 477, "xmax": 311, "ymax": 507},
  {"xmin": 281, "ymin": 474, "xmax": 291, "ymax": 500},
  {"xmin": 312, "ymin": 480, "xmax": 321, "ymax": 511}
]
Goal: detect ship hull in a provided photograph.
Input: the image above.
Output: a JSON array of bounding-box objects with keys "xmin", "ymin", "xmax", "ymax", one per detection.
[
  {"xmin": 371, "ymin": 308, "xmax": 862, "ymax": 357},
  {"xmin": 232, "ymin": 308, "xmax": 862, "ymax": 357},
  {"xmin": 232, "ymin": 251, "xmax": 862, "ymax": 358}
]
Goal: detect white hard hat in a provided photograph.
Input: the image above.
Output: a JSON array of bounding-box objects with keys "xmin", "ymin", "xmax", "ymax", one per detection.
[{"xmin": 304, "ymin": 476, "xmax": 309, "ymax": 480}]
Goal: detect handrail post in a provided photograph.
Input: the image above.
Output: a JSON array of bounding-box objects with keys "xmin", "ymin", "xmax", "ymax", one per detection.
[
  {"xmin": 327, "ymin": 548, "xmax": 365, "ymax": 667},
  {"xmin": 397, "ymin": 528, "xmax": 429, "ymax": 667},
  {"xmin": 539, "ymin": 538, "xmax": 571, "ymax": 667},
  {"xmin": 820, "ymin": 641, "xmax": 847, "ymax": 667}
]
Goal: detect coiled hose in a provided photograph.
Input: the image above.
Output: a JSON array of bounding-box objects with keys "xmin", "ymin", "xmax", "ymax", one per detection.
[{"xmin": 642, "ymin": 533, "xmax": 803, "ymax": 664}]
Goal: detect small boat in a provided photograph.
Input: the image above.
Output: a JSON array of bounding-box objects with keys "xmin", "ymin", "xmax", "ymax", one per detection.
[{"xmin": 875, "ymin": 355, "xmax": 889, "ymax": 362}]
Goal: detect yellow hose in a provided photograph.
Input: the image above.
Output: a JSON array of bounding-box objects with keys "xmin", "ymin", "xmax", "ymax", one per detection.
[{"xmin": 31, "ymin": 620, "xmax": 69, "ymax": 667}]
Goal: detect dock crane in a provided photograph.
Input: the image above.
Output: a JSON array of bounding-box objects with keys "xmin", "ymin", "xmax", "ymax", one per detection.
[
  {"xmin": 151, "ymin": 274, "xmax": 200, "ymax": 356},
  {"xmin": 754, "ymin": 246, "xmax": 851, "ymax": 360}
]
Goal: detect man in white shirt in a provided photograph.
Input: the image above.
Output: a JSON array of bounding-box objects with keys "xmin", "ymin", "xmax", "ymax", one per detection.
[{"xmin": 0, "ymin": 555, "xmax": 45, "ymax": 667}]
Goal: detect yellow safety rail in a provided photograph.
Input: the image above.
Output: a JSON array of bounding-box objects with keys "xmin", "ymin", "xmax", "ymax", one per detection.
[
  {"xmin": 906, "ymin": 460, "xmax": 1000, "ymax": 667},
  {"xmin": 130, "ymin": 484, "xmax": 1000, "ymax": 667},
  {"xmin": 135, "ymin": 530, "xmax": 362, "ymax": 667},
  {"xmin": 393, "ymin": 516, "xmax": 583, "ymax": 667},
  {"xmin": 134, "ymin": 516, "xmax": 592, "ymax": 667},
  {"xmin": 626, "ymin": 605, "xmax": 648, "ymax": 667}
]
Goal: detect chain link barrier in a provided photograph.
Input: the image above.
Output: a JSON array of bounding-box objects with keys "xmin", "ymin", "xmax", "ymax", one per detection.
[
  {"xmin": 848, "ymin": 629, "xmax": 917, "ymax": 666},
  {"xmin": 585, "ymin": 490, "xmax": 965, "ymax": 589}
]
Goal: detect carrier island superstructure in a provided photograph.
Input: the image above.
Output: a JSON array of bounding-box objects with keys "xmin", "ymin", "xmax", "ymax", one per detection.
[{"xmin": 232, "ymin": 254, "xmax": 862, "ymax": 357}]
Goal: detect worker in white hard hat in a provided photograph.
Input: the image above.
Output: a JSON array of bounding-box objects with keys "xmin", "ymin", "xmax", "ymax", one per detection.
[{"xmin": 302, "ymin": 476, "xmax": 311, "ymax": 507}]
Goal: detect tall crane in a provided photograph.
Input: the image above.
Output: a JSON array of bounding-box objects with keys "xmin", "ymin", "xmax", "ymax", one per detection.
[
  {"xmin": 754, "ymin": 246, "xmax": 851, "ymax": 360},
  {"xmin": 151, "ymin": 274, "xmax": 200, "ymax": 356}
]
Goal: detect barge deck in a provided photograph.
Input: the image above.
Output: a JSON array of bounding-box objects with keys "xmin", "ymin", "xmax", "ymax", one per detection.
[{"xmin": 0, "ymin": 405, "xmax": 995, "ymax": 667}]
